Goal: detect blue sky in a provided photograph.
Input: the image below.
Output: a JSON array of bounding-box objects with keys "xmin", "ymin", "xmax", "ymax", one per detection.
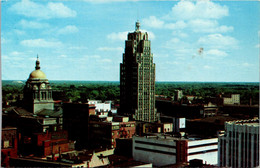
[{"xmin": 1, "ymin": 0, "xmax": 259, "ymax": 82}]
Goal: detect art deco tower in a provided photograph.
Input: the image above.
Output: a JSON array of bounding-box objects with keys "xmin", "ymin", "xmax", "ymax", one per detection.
[{"xmin": 120, "ymin": 21, "xmax": 158, "ymax": 122}]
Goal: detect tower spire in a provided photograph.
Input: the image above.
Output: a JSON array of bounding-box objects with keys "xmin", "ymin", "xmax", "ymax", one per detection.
[
  {"xmin": 35, "ymin": 54, "xmax": 40, "ymax": 70},
  {"xmin": 135, "ymin": 20, "xmax": 140, "ymax": 31}
]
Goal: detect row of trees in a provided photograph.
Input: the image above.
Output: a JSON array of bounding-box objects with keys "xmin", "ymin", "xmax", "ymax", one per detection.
[{"xmin": 2, "ymin": 81, "xmax": 259, "ymax": 105}]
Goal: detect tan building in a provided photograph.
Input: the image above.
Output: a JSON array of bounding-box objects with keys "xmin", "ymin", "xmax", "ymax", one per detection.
[
  {"xmin": 23, "ymin": 56, "xmax": 54, "ymax": 113},
  {"xmin": 223, "ymin": 94, "xmax": 240, "ymax": 105}
]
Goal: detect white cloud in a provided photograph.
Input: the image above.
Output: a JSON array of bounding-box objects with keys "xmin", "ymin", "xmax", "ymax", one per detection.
[
  {"xmin": 90, "ymin": 55, "xmax": 101, "ymax": 59},
  {"xmin": 14, "ymin": 29, "xmax": 26, "ymax": 35},
  {"xmin": 101, "ymin": 59, "xmax": 112, "ymax": 63},
  {"xmin": 18, "ymin": 19, "xmax": 49, "ymax": 29},
  {"xmin": 166, "ymin": 61, "xmax": 180, "ymax": 65},
  {"xmin": 204, "ymin": 49, "xmax": 228, "ymax": 59},
  {"xmin": 203, "ymin": 65, "xmax": 212, "ymax": 69},
  {"xmin": 169, "ymin": 38, "xmax": 180, "ymax": 44},
  {"xmin": 142, "ymin": 16, "xmax": 186, "ymax": 30},
  {"xmin": 164, "ymin": 38, "xmax": 194, "ymax": 58},
  {"xmin": 143, "ymin": 16, "xmax": 164, "ymax": 29},
  {"xmin": 198, "ymin": 34, "xmax": 238, "ymax": 49},
  {"xmin": 188, "ymin": 19, "xmax": 233, "ymax": 33},
  {"xmin": 84, "ymin": 0, "xmax": 137, "ymax": 3},
  {"xmin": 242, "ymin": 62, "xmax": 253, "ymax": 67},
  {"xmin": 166, "ymin": 0, "xmax": 228, "ymax": 20},
  {"xmin": 58, "ymin": 54, "xmax": 67, "ymax": 58},
  {"xmin": 57, "ymin": 25, "xmax": 79, "ymax": 35},
  {"xmin": 164, "ymin": 21, "xmax": 187, "ymax": 29},
  {"xmin": 1, "ymin": 37, "xmax": 6, "ymax": 44},
  {"xmin": 20, "ymin": 38, "xmax": 63, "ymax": 48},
  {"xmin": 9, "ymin": 0, "xmax": 76, "ymax": 19},
  {"xmin": 107, "ymin": 30, "xmax": 155, "ymax": 41},
  {"xmin": 2, "ymin": 51, "xmax": 28, "ymax": 61},
  {"xmin": 69, "ymin": 46, "xmax": 88, "ymax": 50},
  {"xmin": 172, "ymin": 31, "xmax": 188, "ymax": 38},
  {"xmin": 107, "ymin": 31, "xmax": 128, "ymax": 41},
  {"xmin": 98, "ymin": 47, "xmax": 123, "ymax": 52}
]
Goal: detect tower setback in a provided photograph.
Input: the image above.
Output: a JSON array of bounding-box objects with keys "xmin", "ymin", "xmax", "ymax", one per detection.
[{"xmin": 119, "ymin": 21, "xmax": 158, "ymax": 122}]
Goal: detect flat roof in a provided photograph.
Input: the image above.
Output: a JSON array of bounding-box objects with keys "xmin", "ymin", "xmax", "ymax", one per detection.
[{"xmin": 227, "ymin": 119, "xmax": 259, "ymax": 126}]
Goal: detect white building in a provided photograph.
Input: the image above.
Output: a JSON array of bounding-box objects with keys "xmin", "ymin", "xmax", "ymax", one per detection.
[
  {"xmin": 175, "ymin": 90, "xmax": 183, "ymax": 100},
  {"xmin": 88, "ymin": 100, "xmax": 111, "ymax": 112},
  {"xmin": 223, "ymin": 94, "xmax": 240, "ymax": 105},
  {"xmin": 218, "ymin": 119, "xmax": 259, "ymax": 167},
  {"xmin": 133, "ymin": 135, "xmax": 218, "ymax": 167},
  {"xmin": 187, "ymin": 138, "xmax": 218, "ymax": 165}
]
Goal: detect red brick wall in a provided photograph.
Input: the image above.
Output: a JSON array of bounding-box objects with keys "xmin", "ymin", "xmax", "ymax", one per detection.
[
  {"xmin": 1, "ymin": 128, "xmax": 18, "ymax": 167},
  {"xmin": 33, "ymin": 131, "xmax": 72, "ymax": 156},
  {"xmin": 176, "ymin": 140, "xmax": 188, "ymax": 163},
  {"xmin": 43, "ymin": 143, "xmax": 70, "ymax": 156}
]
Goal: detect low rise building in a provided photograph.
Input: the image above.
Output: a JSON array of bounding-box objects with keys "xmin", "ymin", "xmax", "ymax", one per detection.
[
  {"xmin": 133, "ymin": 134, "xmax": 218, "ymax": 167},
  {"xmin": 218, "ymin": 119, "xmax": 259, "ymax": 167},
  {"xmin": 88, "ymin": 100, "xmax": 111, "ymax": 112},
  {"xmin": 89, "ymin": 116, "xmax": 135, "ymax": 149},
  {"xmin": 32, "ymin": 131, "xmax": 75, "ymax": 157},
  {"xmin": 9, "ymin": 150, "xmax": 110, "ymax": 167},
  {"xmin": 160, "ymin": 116, "xmax": 186, "ymax": 133},
  {"xmin": 1, "ymin": 127, "xmax": 18, "ymax": 167},
  {"xmin": 223, "ymin": 94, "xmax": 240, "ymax": 105},
  {"xmin": 175, "ymin": 90, "xmax": 183, "ymax": 101},
  {"xmin": 203, "ymin": 102, "xmax": 218, "ymax": 117}
]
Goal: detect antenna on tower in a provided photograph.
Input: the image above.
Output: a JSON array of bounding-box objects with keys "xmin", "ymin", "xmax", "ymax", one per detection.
[{"xmin": 137, "ymin": 8, "xmax": 139, "ymax": 22}]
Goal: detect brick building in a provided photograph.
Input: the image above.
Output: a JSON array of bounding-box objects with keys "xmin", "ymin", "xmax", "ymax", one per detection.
[
  {"xmin": 1, "ymin": 127, "xmax": 18, "ymax": 167},
  {"xmin": 89, "ymin": 116, "xmax": 135, "ymax": 149},
  {"xmin": 32, "ymin": 131, "xmax": 75, "ymax": 157},
  {"xmin": 2, "ymin": 57, "xmax": 74, "ymax": 157}
]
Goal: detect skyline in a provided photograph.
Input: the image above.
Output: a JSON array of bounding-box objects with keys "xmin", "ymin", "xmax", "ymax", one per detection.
[{"xmin": 2, "ymin": 0, "xmax": 259, "ymax": 82}]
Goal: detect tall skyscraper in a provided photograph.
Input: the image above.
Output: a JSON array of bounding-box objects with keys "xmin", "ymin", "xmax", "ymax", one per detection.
[{"xmin": 119, "ymin": 21, "xmax": 158, "ymax": 122}]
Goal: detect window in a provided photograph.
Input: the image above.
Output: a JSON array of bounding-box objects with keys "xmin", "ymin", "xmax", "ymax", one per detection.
[{"xmin": 4, "ymin": 141, "xmax": 9, "ymax": 148}]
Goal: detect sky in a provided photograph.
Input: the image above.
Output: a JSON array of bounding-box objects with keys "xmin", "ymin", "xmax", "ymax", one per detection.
[{"xmin": 1, "ymin": 0, "xmax": 259, "ymax": 82}]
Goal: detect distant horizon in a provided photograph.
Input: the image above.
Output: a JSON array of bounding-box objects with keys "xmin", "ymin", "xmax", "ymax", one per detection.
[
  {"xmin": 2, "ymin": 0, "xmax": 259, "ymax": 82},
  {"xmin": 2, "ymin": 79, "xmax": 259, "ymax": 84}
]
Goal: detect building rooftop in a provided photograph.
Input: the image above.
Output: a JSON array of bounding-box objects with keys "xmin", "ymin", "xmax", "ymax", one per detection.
[
  {"xmin": 135, "ymin": 133, "xmax": 216, "ymax": 142},
  {"xmin": 226, "ymin": 119, "xmax": 259, "ymax": 127}
]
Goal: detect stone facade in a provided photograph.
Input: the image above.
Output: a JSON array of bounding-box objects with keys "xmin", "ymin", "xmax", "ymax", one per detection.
[
  {"xmin": 218, "ymin": 119, "xmax": 259, "ymax": 167},
  {"xmin": 23, "ymin": 57, "xmax": 54, "ymax": 114}
]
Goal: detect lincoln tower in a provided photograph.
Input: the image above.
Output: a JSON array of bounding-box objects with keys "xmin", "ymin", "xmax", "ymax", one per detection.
[{"xmin": 119, "ymin": 21, "xmax": 158, "ymax": 122}]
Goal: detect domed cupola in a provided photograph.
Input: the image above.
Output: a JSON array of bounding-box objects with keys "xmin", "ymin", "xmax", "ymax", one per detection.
[
  {"xmin": 29, "ymin": 56, "xmax": 47, "ymax": 80},
  {"xmin": 23, "ymin": 55, "xmax": 54, "ymax": 114}
]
